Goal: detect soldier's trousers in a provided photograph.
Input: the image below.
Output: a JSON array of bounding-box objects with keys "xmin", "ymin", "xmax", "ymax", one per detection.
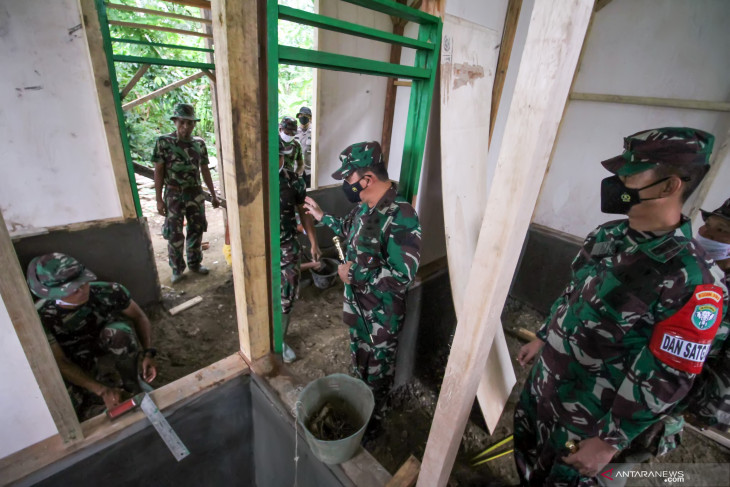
[
  {"xmin": 280, "ymin": 238, "xmax": 301, "ymax": 315},
  {"xmin": 343, "ymin": 291, "xmax": 403, "ymax": 402},
  {"xmin": 66, "ymin": 322, "xmax": 141, "ymax": 420},
  {"xmin": 163, "ymin": 187, "xmax": 207, "ymax": 273}
]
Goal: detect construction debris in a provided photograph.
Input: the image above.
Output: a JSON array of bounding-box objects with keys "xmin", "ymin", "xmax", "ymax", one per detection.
[{"xmin": 169, "ymin": 296, "xmax": 203, "ymax": 316}]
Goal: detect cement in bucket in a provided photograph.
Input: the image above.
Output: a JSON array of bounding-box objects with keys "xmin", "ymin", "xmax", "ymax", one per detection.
[
  {"xmin": 297, "ymin": 373, "xmax": 374, "ymax": 465},
  {"xmin": 310, "ymin": 257, "xmax": 339, "ymax": 289}
]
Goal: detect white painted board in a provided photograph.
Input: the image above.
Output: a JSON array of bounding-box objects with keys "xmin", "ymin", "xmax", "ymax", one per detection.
[{"xmin": 440, "ymin": 15, "xmax": 516, "ymax": 433}]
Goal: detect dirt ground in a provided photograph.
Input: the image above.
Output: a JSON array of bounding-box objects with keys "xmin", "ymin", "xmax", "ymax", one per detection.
[{"xmin": 137, "ymin": 174, "xmax": 730, "ymax": 485}]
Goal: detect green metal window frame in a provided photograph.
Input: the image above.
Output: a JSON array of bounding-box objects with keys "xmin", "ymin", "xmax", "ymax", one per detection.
[
  {"xmin": 95, "ymin": 0, "xmax": 216, "ymax": 217},
  {"xmin": 268, "ymin": 0, "xmax": 441, "ymax": 353}
]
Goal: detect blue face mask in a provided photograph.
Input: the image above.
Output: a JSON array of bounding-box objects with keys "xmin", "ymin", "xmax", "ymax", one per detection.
[{"xmin": 342, "ymin": 177, "xmax": 365, "ymax": 203}]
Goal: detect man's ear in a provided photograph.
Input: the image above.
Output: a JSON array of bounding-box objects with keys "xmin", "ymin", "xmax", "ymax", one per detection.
[{"xmin": 662, "ymin": 176, "xmax": 683, "ymax": 197}]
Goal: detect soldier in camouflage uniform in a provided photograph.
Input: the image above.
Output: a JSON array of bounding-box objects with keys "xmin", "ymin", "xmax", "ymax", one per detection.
[
  {"xmin": 303, "ymin": 141, "xmax": 421, "ymax": 402},
  {"xmin": 296, "ymin": 106, "xmax": 313, "ymax": 187},
  {"xmin": 513, "ymin": 128, "xmax": 728, "ymax": 486},
  {"xmin": 153, "ymin": 103, "xmax": 220, "ymax": 283},
  {"xmin": 279, "ymin": 131, "xmax": 321, "ymax": 363},
  {"xmin": 684, "ymin": 199, "xmax": 730, "ymax": 431},
  {"xmin": 27, "ymin": 253, "xmax": 158, "ymax": 420},
  {"xmin": 279, "ymin": 116, "xmax": 304, "ymax": 174}
]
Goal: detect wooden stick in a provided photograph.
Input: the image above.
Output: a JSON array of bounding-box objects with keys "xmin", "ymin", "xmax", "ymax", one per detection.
[
  {"xmin": 162, "ymin": 0, "xmax": 211, "ymax": 9},
  {"xmin": 380, "ymin": 0, "xmax": 408, "ymax": 166},
  {"xmin": 122, "ymin": 71, "xmax": 205, "ymax": 110},
  {"xmin": 387, "ymin": 455, "xmax": 421, "ymax": 487},
  {"xmin": 569, "ymin": 92, "xmax": 730, "ymax": 112},
  {"xmin": 685, "ymin": 423, "xmax": 730, "ymax": 450},
  {"xmin": 505, "ymin": 327, "xmax": 537, "ymax": 342},
  {"xmin": 394, "ymin": 80, "xmax": 412, "ymax": 87},
  {"xmin": 201, "ymin": 69, "xmax": 216, "ymax": 83},
  {"xmin": 489, "ymin": 0, "xmax": 522, "ymax": 145},
  {"xmin": 108, "ymin": 20, "xmax": 212, "ymax": 39},
  {"xmin": 105, "ymin": 3, "xmax": 213, "ymax": 24},
  {"xmin": 169, "ymin": 296, "xmax": 203, "ymax": 315},
  {"xmin": 418, "ymin": 1, "xmax": 592, "ymax": 484},
  {"xmin": 119, "ymin": 63, "xmax": 150, "ymax": 100}
]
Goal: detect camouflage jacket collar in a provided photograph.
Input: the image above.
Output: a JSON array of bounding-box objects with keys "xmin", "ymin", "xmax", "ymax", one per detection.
[
  {"xmin": 366, "ymin": 183, "xmax": 398, "ymax": 215},
  {"xmin": 623, "ymin": 216, "xmax": 693, "ymax": 263}
]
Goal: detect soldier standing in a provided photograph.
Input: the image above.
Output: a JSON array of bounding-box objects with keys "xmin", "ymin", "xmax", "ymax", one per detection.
[
  {"xmin": 296, "ymin": 106, "xmax": 313, "ymax": 188},
  {"xmin": 27, "ymin": 253, "xmax": 158, "ymax": 420},
  {"xmin": 153, "ymin": 103, "xmax": 220, "ymax": 284},
  {"xmin": 279, "ymin": 128, "xmax": 321, "ymax": 363},
  {"xmin": 303, "ymin": 141, "xmax": 421, "ymax": 403},
  {"xmin": 513, "ymin": 128, "xmax": 728, "ymax": 486},
  {"xmin": 279, "ymin": 116, "xmax": 304, "ymax": 175}
]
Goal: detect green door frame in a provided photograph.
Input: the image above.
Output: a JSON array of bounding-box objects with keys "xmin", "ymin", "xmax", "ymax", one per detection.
[{"xmin": 268, "ymin": 0, "xmax": 442, "ymax": 353}]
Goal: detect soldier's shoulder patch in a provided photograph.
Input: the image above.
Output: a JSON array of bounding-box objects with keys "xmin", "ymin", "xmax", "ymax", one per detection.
[{"xmin": 649, "ymin": 284, "xmax": 724, "ymax": 374}]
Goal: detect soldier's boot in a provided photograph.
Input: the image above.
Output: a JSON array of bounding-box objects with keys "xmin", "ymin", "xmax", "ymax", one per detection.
[
  {"xmin": 189, "ymin": 265, "xmax": 209, "ymax": 275},
  {"xmin": 281, "ymin": 313, "xmax": 297, "ymax": 363},
  {"xmin": 171, "ymin": 271, "xmax": 184, "ymax": 284}
]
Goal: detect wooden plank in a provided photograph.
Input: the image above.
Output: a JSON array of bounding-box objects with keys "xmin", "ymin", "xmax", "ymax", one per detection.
[
  {"xmin": 440, "ymin": 14, "xmax": 515, "ymax": 434},
  {"xmin": 119, "ymin": 63, "xmax": 150, "ymax": 100},
  {"xmin": 122, "ymin": 71, "xmax": 205, "ymax": 110},
  {"xmin": 212, "ymin": 0, "xmax": 272, "ymax": 361},
  {"xmin": 685, "ymin": 423, "xmax": 730, "ymax": 450},
  {"xmin": 0, "ymin": 210, "xmax": 82, "ymax": 445},
  {"xmin": 105, "ymin": 3, "xmax": 213, "ymax": 24},
  {"xmin": 202, "ymin": 69, "xmax": 216, "ymax": 83},
  {"xmin": 78, "ymin": 0, "xmax": 136, "ymax": 219},
  {"xmin": 381, "ymin": 1, "xmax": 407, "ymax": 165},
  {"xmin": 570, "ymin": 92, "xmax": 730, "ymax": 112},
  {"xmin": 394, "ymin": 80, "xmax": 412, "ymax": 87},
  {"xmin": 162, "ymin": 0, "xmax": 211, "ymax": 9},
  {"xmin": 489, "ymin": 0, "xmax": 522, "ymax": 144},
  {"xmin": 169, "ymin": 296, "xmax": 203, "ymax": 315},
  {"xmin": 0, "ymin": 353, "xmax": 248, "ymax": 485},
  {"xmin": 108, "ymin": 20, "xmax": 212, "ymax": 39},
  {"xmin": 387, "ymin": 455, "xmax": 421, "ymax": 487},
  {"xmin": 419, "ymin": 1, "xmax": 593, "ymax": 484}
]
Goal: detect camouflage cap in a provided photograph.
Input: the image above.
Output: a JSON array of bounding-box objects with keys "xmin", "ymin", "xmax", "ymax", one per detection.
[
  {"xmin": 27, "ymin": 253, "xmax": 97, "ymax": 299},
  {"xmin": 297, "ymin": 106, "xmax": 312, "ymax": 117},
  {"xmin": 280, "ymin": 116, "xmax": 297, "ymax": 131},
  {"xmin": 701, "ymin": 198, "xmax": 730, "ymax": 223},
  {"xmin": 601, "ymin": 127, "xmax": 714, "ymax": 176},
  {"xmin": 332, "ymin": 141, "xmax": 384, "ymax": 180},
  {"xmin": 170, "ymin": 103, "xmax": 200, "ymax": 121}
]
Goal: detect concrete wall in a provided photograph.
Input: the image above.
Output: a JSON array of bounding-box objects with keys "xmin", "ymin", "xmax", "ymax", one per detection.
[
  {"xmin": 0, "ymin": 299, "xmax": 57, "ymax": 458},
  {"xmin": 532, "ymin": 0, "xmax": 730, "ymax": 238},
  {"xmin": 0, "ymin": 0, "xmax": 123, "ymax": 234}
]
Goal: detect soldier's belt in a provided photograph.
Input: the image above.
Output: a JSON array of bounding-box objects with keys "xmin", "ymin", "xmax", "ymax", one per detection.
[{"xmin": 165, "ymin": 184, "xmax": 202, "ymax": 193}]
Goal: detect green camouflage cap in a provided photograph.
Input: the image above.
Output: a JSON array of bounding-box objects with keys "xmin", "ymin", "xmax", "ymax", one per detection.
[
  {"xmin": 280, "ymin": 116, "xmax": 297, "ymax": 131},
  {"xmin": 297, "ymin": 106, "xmax": 312, "ymax": 117},
  {"xmin": 27, "ymin": 253, "xmax": 97, "ymax": 299},
  {"xmin": 332, "ymin": 141, "xmax": 384, "ymax": 180},
  {"xmin": 601, "ymin": 127, "xmax": 714, "ymax": 176},
  {"xmin": 170, "ymin": 103, "xmax": 200, "ymax": 121},
  {"xmin": 701, "ymin": 198, "xmax": 730, "ymax": 223}
]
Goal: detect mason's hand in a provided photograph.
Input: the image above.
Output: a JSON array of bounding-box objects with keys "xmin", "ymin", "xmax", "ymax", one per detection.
[
  {"xmin": 562, "ymin": 437, "xmax": 617, "ymax": 477},
  {"xmin": 517, "ymin": 338, "xmax": 545, "ymax": 367},
  {"xmin": 211, "ymin": 195, "xmax": 220, "ymax": 209},
  {"xmin": 97, "ymin": 385, "xmax": 123, "ymax": 410},
  {"xmin": 303, "ymin": 196, "xmax": 324, "ymax": 221},
  {"xmin": 157, "ymin": 200, "xmax": 167, "ymax": 216},
  {"xmin": 338, "ymin": 261, "xmax": 354, "ymax": 284}
]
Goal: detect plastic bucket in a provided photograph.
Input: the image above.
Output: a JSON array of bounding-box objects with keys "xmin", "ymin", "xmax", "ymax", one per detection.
[
  {"xmin": 310, "ymin": 258, "xmax": 339, "ymax": 289},
  {"xmin": 296, "ymin": 374, "xmax": 374, "ymax": 465}
]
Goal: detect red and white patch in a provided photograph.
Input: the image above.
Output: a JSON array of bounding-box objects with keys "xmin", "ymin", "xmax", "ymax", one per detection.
[{"xmin": 649, "ymin": 284, "xmax": 724, "ymax": 374}]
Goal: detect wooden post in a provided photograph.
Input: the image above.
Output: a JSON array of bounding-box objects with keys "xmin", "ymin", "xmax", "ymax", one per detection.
[
  {"xmin": 0, "ymin": 210, "xmax": 82, "ymax": 444},
  {"xmin": 78, "ymin": 0, "xmax": 136, "ymax": 219},
  {"xmin": 489, "ymin": 0, "xmax": 522, "ymax": 145},
  {"xmin": 381, "ymin": 0, "xmax": 408, "ymax": 165},
  {"xmin": 417, "ymin": 1, "xmax": 593, "ymax": 485},
  {"xmin": 119, "ymin": 63, "xmax": 150, "ymax": 100},
  {"xmin": 211, "ymin": 0, "xmax": 272, "ymax": 361}
]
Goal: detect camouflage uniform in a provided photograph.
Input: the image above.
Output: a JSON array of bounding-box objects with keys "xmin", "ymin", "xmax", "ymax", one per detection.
[
  {"xmin": 514, "ymin": 127, "xmax": 728, "ymax": 486},
  {"xmin": 322, "ymin": 141, "xmax": 422, "ymax": 397},
  {"xmin": 152, "ymin": 128, "xmax": 209, "ymax": 274},
  {"xmin": 297, "ymin": 124, "xmax": 312, "ymax": 184},
  {"xmin": 280, "ymin": 168, "xmax": 307, "ymax": 314},
  {"xmin": 280, "ymin": 137, "xmax": 303, "ymax": 173}
]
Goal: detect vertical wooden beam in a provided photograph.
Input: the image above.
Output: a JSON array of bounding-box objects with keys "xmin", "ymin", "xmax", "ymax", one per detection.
[
  {"xmin": 78, "ymin": 0, "xmax": 137, "ymax": 219},
  {"xmin": 381, "ymin": 0, "xmax": 408, "ymax": 165},
  {"xmin": 489, "ymin": 0, "xmax": 522, "ymax": 145},
  {"xmin": 417, "ymin": 1, "xmax": 593, "ymax": 485},
  {"xmin": 211, "ymin": 0, "xmax": 272, "ymax": 360},
  {"xmin": 420, "ymin": 0, "xmax": 445, "ymax": 18},
  {"xmin": 0, "ymin": 210, "xmax": 82, "ymax": 444},
  {"xmin": 686, "ymin": 127, "xmax": 730, "ymax": 219}
]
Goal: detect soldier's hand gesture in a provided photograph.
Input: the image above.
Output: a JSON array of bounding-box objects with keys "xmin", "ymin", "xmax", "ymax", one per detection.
[
  {"xmin": 157, "ymin": 200, "xmax": 167, "ymax": 216},
  {"xmin": 303, "ymin": 196, "xmax": 324, "ymax": 221},
  {"xmin": 517, "ymin": 338, "xmax": 544, "ymax": 367}
]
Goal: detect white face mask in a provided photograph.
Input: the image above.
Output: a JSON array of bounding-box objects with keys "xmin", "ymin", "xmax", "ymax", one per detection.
[
  {"xmin": 696, "ymin": 234, "xmax": 730, "ymax": 261},
  {"xmin": 280, "ymin": 131, "xmax": 294, "ymax": 143}
]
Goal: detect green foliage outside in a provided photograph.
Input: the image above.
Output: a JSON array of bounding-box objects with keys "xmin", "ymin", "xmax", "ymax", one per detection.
[{"xmin": 109, "ymin": 0, "xmax": 314, "ymax": 167}]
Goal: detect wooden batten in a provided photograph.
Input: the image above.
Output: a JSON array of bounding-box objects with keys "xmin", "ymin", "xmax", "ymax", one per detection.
[
  {"xmin": 211, "ymin": 0, "xmax": 272, "ymax": 361},
  {"xmin": 418, "ymin": 1, "xmax": 593, "ymax": 484},
  {"xmin": 78, "ymin": 0, "xmax": 136, "ymax": 219},
  {"xmin": 489, "ymin": 0, "xmax": 522, "ymax": 145}
]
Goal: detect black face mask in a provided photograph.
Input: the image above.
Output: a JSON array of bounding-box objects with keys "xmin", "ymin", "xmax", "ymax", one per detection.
[
  {"xmin": 342, "ymin": 177, "xmax": 365, "ymax": 203},
  {"xmin": 298, "ymin": 116, "xmax": 310, "ymax": 125},
  {"xmin": 600, "ymin": 175, "xmax": 671, "ymax": 214}
]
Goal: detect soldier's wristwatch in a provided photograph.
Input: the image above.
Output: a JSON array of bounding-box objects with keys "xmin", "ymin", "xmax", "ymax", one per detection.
[{"xmin": 143, "ymin": 347, "xmax": 157, "ymax": 358}]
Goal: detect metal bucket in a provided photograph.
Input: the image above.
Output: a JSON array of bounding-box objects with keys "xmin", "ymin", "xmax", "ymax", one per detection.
[
  {"xmin": 310, "ymin": 258, "xmax": 339, "ymax": 289},
  {"xmin": 296, "ymin": 374, "xmax": 374, "ymax": 465}
]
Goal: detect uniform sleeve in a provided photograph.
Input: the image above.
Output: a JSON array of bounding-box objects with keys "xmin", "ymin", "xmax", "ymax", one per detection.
[
  {"xmin": 102, "ymin": 282, "xmax": 132, "ymax": 312},
  {"xmin": 151, "ymin": 137, "xmax": 165, "ymax": 165},
  {"xmin": 348, "ymin": 208, "xmax": 421, "ymax": 295},
  {"xmin": 36, "ymin": 303, "xmax": 58, "ymax": 345},
  {"xmin": 295, "ymin": 177, "xmax": 306, "ymax": 206},
  {"xmin": 199, "ymin": 140, "xmax": 210, "ymax": 166},
  {"xmin": 321, "ymin": 206, "xmax": 358, "ymax": 239}
]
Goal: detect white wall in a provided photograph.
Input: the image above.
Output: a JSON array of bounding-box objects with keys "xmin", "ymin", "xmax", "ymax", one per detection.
[
  {"xmin": 0, "ymin": 0, "xmax": 123, "ymax": 234},
  {"xmin": 0, "ymin": 298, "xmax": 57, "ymax": 459},
  {"xmin": 315, "ymin": 0, "xmax": 392, "ymax": 187},
  {"xmin": 532, "ymin": 0, "xmax": 730, "ymax": 238}
]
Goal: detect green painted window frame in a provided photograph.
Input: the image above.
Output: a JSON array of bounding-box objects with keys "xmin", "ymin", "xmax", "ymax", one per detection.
[{"xmin": 268, "ymin": 0, "xmax": 441, "ymax": 353}]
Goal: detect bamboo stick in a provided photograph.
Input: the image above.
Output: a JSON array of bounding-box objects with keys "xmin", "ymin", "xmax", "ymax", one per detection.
[{"xmin": 108, "ymin": 20, "xmax": 212, "ymax": 39}]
